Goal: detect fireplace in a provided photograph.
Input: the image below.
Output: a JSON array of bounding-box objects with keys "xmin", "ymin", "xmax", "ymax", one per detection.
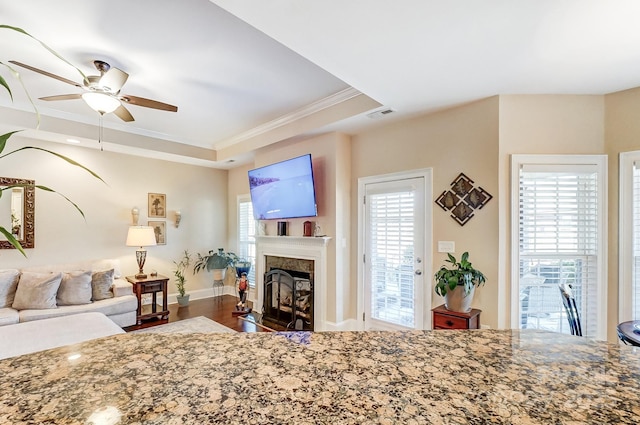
[
  {"xmin": 255, "ymin": 235, "xmax": 330, "ymax": 331},
  {"xmin": 263, "ymin": 268, "xmax": 313, "ymax": 330}
]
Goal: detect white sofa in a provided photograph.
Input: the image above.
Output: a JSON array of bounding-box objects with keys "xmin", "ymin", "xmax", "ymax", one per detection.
[
  {"xmin": 0, "ymin": 312, "xmax": 125, "ymax": 360},
  {"xmin": 0, "ymin": 259, "xmax": 137, "ymax": 328}
]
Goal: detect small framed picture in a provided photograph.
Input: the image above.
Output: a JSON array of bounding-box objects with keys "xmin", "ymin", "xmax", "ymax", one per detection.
[
  {"xmin": 148, "ymin": 221, "xmax": 166, "ymax": 245},
  {"xmin": 148, "ymin": 193, "xmax": 166, "ymax": 218}
]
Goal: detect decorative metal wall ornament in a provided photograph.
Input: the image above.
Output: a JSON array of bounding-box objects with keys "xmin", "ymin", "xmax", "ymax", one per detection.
[{"xmin": 435, "ymin": 173, "xmax": 493, "ymax": 226}]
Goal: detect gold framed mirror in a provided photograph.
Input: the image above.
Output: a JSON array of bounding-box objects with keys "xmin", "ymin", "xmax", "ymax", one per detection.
[{"xmin": 0, "ymin": 177, "xmax": 35, "ymax": 249}]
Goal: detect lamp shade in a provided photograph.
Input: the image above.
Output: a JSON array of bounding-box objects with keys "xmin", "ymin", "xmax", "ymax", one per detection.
[
  {"xmin": 82, "ymin": 92, "xmax": 121, "ymax": 114},
  {"xmin": 126, "ymin": 226, "xmax": 157, "ymax": 247}
]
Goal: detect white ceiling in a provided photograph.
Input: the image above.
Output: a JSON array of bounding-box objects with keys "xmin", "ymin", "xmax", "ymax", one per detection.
[{"xmin": 3, "ymin": 1, "xmax": 640, "ymax": 168}]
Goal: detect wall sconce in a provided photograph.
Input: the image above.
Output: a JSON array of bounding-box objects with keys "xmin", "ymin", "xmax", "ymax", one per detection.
[
  {"xmin": 131, "ymin": 207, "xmax": 139, "ymax": 226},
  {"xmin": 175, "ymin": 210, "xmax": 182, "ymax": 228}
]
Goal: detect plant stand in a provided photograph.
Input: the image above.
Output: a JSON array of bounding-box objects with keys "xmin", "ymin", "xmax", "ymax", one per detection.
[{"xmin": 432, "ymin": 304, "xmax": 481, "ymax": 330}]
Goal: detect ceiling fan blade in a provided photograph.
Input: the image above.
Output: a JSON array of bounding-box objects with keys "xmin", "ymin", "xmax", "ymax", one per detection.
[
  {"xmin": 119, "ymin": 94, "xmax": 178, "ymax": 112},
  {"xmin": 39, "ymin": 94, "xmax": 83, "ymax": 101},
  {"xmin": 113, "ymin": 104, "xmax": 134, "ymax": 122},
  {"xmin": 100, "ymin": 67, "xmax": 128, "ymax": 93},
  {"xmin": 8, "ymin": 60, "xmax": 82, "ymax": 87}
]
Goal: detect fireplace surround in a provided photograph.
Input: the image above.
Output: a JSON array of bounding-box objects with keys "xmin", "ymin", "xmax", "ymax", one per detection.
[{"xmin": 255, "ymin": 235, "xmax": 331, "ymax": 331}]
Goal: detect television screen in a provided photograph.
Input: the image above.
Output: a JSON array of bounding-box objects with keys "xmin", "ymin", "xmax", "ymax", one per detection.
[{"xmin": 248, "ymin": 154, "xmax": 318, "ymax": 220}]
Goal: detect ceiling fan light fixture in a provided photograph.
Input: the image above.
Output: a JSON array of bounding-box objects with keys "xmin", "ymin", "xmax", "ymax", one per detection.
[{"xmin": 81, "ymin": 92, "xmax": 121, "ymax": 114}]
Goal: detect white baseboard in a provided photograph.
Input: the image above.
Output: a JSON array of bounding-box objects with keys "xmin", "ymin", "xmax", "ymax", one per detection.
[{"xmin": 322, "ymin": 318, "xmax": 361, "ymax": 331}]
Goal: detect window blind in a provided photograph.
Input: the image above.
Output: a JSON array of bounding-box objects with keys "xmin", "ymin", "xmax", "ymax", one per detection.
[
  {"xmin": 518, "ymin": 166, "xmax": 599, "ymax": 338},
  {"xmin": 238, "ymin": 199, "xmax": 256, "ymax": 287},
  {"xmin": 632, "ymin": 162, "xmax": 640, "ymax": 319},
  {"xmin": 369, "ymin": 191, "xmax": 415, "ymax": 328}
]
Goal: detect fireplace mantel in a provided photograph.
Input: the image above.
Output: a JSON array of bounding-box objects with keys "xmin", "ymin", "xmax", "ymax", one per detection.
[
  {"xmin": 256, "ymin": 235, "xmax": 331, "ymax": 246},
  {"xmin": 255, "ymin": 235, "xmax": 331, "ymax": 331}
]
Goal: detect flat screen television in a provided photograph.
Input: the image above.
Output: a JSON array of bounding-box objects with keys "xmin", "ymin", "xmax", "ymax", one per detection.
[{"xmin": 248, "ymin": 154, "xmax": 318, "ymax": 220}]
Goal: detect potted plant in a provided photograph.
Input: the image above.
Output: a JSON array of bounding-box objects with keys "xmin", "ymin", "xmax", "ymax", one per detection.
[
  {"xmin": 434, "ymin": 252, "xmax": 486, "ymax": 313},
  {"xmin": 173, "ymin": 250, "xmax": 192, "ymax": 306},
  {"xmin": 193, "ymin": 248, "xmax": 237, "ymax": 287}
]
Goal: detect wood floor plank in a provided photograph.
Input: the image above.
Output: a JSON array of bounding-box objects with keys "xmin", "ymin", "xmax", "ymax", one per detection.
[{"xmin": 123, "ymin": 295, "xmax": 270, "ymax": 333}]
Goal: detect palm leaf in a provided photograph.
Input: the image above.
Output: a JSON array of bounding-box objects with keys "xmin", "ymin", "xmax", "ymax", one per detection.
[
  {"xmin": 0, "ymin": 226, "xmax": 26, "ymax": 256},
  {"xmin": 35, "ymin": 184, "xmax": 85, "ymax": 219},
  {"xmin": 0, "ymin": 73, "xmax": 12, "ymax": 100},
  {"xmin": 0, "ymin": 25, "xmax": 87, "ymax": 83},
  {"xmin": 0, "ymin": 130, "xmax": 21, "ymax": 155},
  {"xmin": 0, "ymin": 146, "xmax": 106, "ymax": 184}
]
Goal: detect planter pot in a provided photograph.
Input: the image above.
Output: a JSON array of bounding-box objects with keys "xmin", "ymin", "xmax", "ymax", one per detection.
[
  {"xmin": 444, "ymin": 285, "xmax": 475, "ymax": 313},
  {"xmin": 212, "ymin": 268, "xmax": 226, "ymax": 283},
  {"xmin": 235, "ymin": 262, "xmax": 251, "ymax": 278},
  {"xmin": 177, "ymin": 294, "xmax": 190, "ymax": 307}
]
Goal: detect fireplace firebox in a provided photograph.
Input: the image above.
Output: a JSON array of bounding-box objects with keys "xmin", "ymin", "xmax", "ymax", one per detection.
[{"xmin": 263, "ymin": 269, "xmax": 313, "ymax": 331}]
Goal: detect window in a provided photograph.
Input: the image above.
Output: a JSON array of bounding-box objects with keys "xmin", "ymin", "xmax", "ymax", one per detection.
[
  {"xmin": 511, "ymin": 155, "xmax": 607, "ymax": 340},
  {"xmin": 238, "ymin": 196, "xmax": 256, "ymax": 287},
  {"xmin": 619, "ymin": 152, "xmax": 640, "ymax": 321}
]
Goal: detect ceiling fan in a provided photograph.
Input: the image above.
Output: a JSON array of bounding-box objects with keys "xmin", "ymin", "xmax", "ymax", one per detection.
[{"xmin": 8, "ymin": 59, "xmax": 178, "ymax": 122}]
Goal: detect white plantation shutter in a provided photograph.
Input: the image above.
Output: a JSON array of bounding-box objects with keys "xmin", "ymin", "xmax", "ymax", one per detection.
[
  {"xmin": 632, "ymin": 162, "xmax": 640, "ymax": 319},
  {"xmin": 369, "ymin": 190, "xmax": 416, "ymax": 328},
  {"xmin": 238, "ymin": 198, "xmax": 256, "ymax": 287},
  {"xmin": 514, "ymin": 156, "xmax": 606, "ymax": 340}
]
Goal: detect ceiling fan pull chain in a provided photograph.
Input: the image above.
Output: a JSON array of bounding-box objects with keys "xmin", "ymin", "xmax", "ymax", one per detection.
[{"xmin": 98, "ymin": 113, "xmax": 103, "ymax": 151}]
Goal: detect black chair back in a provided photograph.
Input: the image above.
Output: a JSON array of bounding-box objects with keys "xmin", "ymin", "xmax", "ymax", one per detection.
[{"xmin": 559, "ymin": 283, "xmax": 583, "ymax": 336}]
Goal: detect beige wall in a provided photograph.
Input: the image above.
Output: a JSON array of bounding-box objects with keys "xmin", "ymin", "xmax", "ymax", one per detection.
[
  {"xmin": 352, "ymin": 97, "xmax": 500, "ymax": 328},
  {"xmin": 227, "ymin": 133, "xmax": 350, "ymax": 324},
  {"xmin": 0, "ymin": 134, "xmax": 228, "ymax": 297},
  {"xmin": 9, "ymin": 90, "xmax": 640, "ymax": 338},
  {"xmin": 498, "ymin": 95, "xmax": 606, "ymax": 332}
]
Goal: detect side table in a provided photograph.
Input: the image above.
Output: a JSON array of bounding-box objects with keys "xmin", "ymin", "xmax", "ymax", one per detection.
[
  {"xmin": 432, "ymin": 304, "xmax": 481, "ymax": 330},
  {"xmin": 126, "ymin": 274, "xmax": 170, "ymax": 325}
]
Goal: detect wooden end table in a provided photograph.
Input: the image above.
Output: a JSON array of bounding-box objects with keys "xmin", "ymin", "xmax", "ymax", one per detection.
[
  {"xmin": 432, "ymin": 304, "xmax": 481, "ymax": 330},
  {"xmin": 126, "ymin": 274, "xmax": 170, "ymax": 325}
]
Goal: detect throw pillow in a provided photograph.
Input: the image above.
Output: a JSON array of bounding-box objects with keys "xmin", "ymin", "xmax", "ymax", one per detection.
[
  {"xmin": 12, "ymin": 272, "xmax": 63, "ymax": 310},
  {"xmin": 0, "ymin": 269, "xmax": 20, "ymax": 308},
  {"xmin": 91, "ymin": 269, "xmax": 114, "ymax": 301},
  {"xmin": 57, "ymin": 270, "xmax": 93, "ymax": 306}
]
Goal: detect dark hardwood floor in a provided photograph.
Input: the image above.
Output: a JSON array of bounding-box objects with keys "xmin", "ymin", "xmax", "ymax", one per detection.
[{"xmin": 123, "ymin": 295, "xmax": 274, "ymax": 333}]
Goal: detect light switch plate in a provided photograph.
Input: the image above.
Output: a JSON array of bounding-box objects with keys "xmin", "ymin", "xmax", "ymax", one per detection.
[{"xmin": 438, "ymin": 241, "xmax": 455, "ymax": 253}]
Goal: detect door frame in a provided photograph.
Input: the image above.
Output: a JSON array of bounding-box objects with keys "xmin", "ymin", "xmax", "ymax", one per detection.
[{"xmin": 357, "ymin": 168, "xmax": 433, "ymax": 330}]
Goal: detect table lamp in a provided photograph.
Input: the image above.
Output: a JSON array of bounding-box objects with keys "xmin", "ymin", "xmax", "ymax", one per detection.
[{"xmin": 125, "ymin": 226, "xmax": 157, "ymax": 279}]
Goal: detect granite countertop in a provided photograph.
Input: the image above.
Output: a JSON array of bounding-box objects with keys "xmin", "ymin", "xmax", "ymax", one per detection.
[{"xmin": 2, "ymin": 329, "xmax": 640, "ymax": 424}]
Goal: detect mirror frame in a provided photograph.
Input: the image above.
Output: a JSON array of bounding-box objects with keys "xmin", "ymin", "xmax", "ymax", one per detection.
[{"xmin": 0, "ymin": 177, "xmax": 35, "ymax": 249}]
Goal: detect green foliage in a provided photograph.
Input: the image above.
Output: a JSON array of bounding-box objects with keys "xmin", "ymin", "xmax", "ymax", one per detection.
[
  {"xmin": 173, "ymin": 250, "xmax": 192, "ymax": 297},
  {"xmin": 193, "ymin": 248, "xmax": 238, "ymax": 274},
  {"xmin": 0, "ymin": 25, "xmax": 105, "ymax": 255},
  {"xmin": 434, "ymin": 252, "xmax": 486, "ymax": 297}
]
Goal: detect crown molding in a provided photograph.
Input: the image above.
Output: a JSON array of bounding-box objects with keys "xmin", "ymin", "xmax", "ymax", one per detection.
[{"xmin": 213, "ymin": 87, "xmax": 363, "ymax": 149}]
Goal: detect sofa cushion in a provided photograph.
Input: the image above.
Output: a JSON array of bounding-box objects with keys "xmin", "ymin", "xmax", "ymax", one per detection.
[
  {"xmin": 0, "ymin": 307, "xmax": 19, "ymax": 326},
  {"xmin": 57, "ymin": 270, "xmax": 93, "ymax": 306},
  {"xmin": 0, "ymin": 269, "xmax": 20, "ymax": 308},
  {"xmin": 0, "ymin": 312, "xmax": 125, "ymax": 360},
  {"xmin": 91, "ymin": 269, "xmax": 114, "ymax": 301},
  {"xmin": 19, "ymin": 295, "xmax": 138, "ymax": 323},
  {"xmin": 12, "ymin": 272, "xmax": 63, "ymax": 310}
]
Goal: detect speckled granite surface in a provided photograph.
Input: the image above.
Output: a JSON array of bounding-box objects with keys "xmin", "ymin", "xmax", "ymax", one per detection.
[{"xmin": 2, "ymin": 329, "xmax": 640, "ymax": 424}]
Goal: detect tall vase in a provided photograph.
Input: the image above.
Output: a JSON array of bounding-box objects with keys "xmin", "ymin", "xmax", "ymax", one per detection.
[{"xmin": 444, "ymin": 285, "xmax": 475, "ymax": 313}]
